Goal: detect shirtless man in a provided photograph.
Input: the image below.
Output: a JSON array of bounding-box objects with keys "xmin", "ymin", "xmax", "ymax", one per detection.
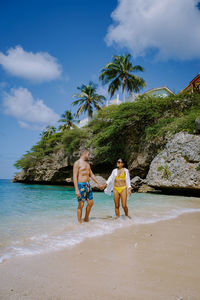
[{"xmin": 73, "ymin": 149, "xmax": 104, "ymax": 223}]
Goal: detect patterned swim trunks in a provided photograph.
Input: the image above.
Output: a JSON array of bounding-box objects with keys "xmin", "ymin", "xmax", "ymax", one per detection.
[{"xmin": 77, "ymin": 182, "xmax": 93, "ymax": 202}]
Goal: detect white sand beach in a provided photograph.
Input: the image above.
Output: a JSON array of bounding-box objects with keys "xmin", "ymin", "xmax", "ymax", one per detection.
[{"xmin": 0, "ymin": 212, "xmax": 200, "ymax": 300}]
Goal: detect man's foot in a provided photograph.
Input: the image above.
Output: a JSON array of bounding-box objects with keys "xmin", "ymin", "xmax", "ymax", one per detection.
[
  {"xmin": 126, "ymin": 215, "xmax": 131, "ymax": 219},
  {"xmin": 84, "ymin": 218, "xmax": 89, "ymax": 222}
]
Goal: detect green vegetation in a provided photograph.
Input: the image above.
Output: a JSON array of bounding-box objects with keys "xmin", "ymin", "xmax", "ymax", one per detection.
[
  {"xmin": 157, "ymin": 165, "xmax": 164, "ymax": 172},
  {"xmin": 14, "ymin": 91, "xmax": 200, "ymax": 171},
  {"xmin": 196, "ymin": 165, "xmax": 200, "ymax": 171},
  {"xmin": 13, "ymin": 52, "xmax": 200, "ymax": 174},
  {"xmin": 62, "ymin": 127, "xmax": 90, "ymax": 154},
  {"xmin": 163, "ymin": 165, "xmax": 171, "ymax": 179},
  {"xmin": 99, "ymin": 54, "xmax": 146, "ymax": 102},
  {"xmin": 157, "ymin": 165, "xmax": 171, "ymax": 179}
]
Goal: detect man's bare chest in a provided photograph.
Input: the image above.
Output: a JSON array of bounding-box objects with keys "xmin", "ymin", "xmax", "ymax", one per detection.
[{"xmin": 79, "ymin": 163, "xmax": 90, "ymax": 173}]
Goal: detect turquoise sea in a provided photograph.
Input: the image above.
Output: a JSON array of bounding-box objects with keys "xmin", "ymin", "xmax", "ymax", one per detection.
[{"xmin": 0, "ymin": 179, "xmax": 200, "ymax": 263}]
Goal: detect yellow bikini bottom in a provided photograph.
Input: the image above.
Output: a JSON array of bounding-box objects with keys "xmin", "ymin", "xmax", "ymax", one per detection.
[{"xmin": 114, "ymin": 185, "xmax": 127, "ymax": 194}]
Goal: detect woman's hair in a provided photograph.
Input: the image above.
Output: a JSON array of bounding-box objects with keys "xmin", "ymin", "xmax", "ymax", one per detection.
[
  {"xmin": 116, "ymin": 158, "xmax": 127, "ymax": 168},
  {"xmin": 117, "ymin": 158, "xmax": 124, "ymax": 163}
]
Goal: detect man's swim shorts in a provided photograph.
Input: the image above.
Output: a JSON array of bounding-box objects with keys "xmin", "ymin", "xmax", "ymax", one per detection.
[{"xmin": 77, "ymin": 182, "xmax": 93, "ymax": 202}]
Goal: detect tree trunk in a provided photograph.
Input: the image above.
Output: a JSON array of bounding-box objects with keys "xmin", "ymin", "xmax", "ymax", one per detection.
[
  {"xmin": 123, "ymin": 89, "xmax": 126, "ymax": 103},
  {"xmin": 88, "ymin": 112, "xmax": 92, "ymax": 122}
]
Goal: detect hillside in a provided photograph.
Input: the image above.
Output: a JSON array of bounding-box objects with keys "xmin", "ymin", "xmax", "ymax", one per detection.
[{"xmin": 13, "ymin": 92, "xmax": 200, "ymax": 186}]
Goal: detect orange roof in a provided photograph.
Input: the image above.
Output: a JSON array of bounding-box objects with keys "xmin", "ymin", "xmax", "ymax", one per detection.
[{"xmin": 182, "ymin": 73, "xmax": 200, "ymax": 92}]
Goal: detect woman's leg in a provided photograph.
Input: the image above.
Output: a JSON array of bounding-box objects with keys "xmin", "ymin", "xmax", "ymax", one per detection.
[
  {"xmin": 120, "ymin": 188, "xmax": 129, "ymax": 216},
  {"xmin": 113, "ymin": 188, "xmax": 120, "ymax": 217}
]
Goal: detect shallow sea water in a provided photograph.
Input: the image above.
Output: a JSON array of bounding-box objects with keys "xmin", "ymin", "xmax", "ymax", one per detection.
[{"xmin": 0, "ymin": 179, "xmax": 200, "ymax": 263}]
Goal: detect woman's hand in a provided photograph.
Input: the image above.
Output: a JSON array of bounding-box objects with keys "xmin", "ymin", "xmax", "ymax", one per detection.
[{"xmin": 128, "ymin": 187, "xmax": 132, "ymax": 196}]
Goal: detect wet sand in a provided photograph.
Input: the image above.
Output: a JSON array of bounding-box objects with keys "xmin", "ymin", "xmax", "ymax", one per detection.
[{"xmin": 0, "ymin": 212, "xmax": 200, "ymax": 300}]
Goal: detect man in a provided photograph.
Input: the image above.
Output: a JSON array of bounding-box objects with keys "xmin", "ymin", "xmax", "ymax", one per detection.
[{"xmin": 73, "ymin": 149, "xmax": 104, "ymax": 223}]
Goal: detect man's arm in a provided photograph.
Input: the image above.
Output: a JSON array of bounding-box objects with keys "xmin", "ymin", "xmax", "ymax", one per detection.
[
  {"xmin": 89, "ymin": 168, "xmax": 104, "ymax": 190},
  {"xmin": 73, "ymin": 161, "xmax": 81, "ymax": 199}
]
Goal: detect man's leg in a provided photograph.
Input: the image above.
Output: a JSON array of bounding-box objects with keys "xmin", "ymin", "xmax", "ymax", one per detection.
[
  {"xmin": 113, "ymin": 189, "xmax": 120, "ymax": 217},
  {"xmin": 77, "ymin": 201, "xmax": 84, "ymax": 223},
  {"xmin": 84, "ymin": 199, "xmax": 93, "ymax": 222}
]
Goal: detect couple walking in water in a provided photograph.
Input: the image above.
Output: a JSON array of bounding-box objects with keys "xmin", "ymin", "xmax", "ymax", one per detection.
[{"xmin": 73, "ymin": 149, "xmax": 132, "ymax": 223}]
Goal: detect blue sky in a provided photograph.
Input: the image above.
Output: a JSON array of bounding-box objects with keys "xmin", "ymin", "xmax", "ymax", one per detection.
[{"xmin": 1, "ymin": 0, "xmax": 200, "ymax": 179}]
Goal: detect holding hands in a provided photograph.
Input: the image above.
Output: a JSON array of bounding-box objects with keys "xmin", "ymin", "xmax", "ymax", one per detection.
[{"xmin": 98, "ymin": 183, "xmax": 106, "ymax": 190}]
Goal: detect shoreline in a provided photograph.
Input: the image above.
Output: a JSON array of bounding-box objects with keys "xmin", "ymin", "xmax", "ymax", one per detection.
[
  {"xmin": 0, "ymin": 212, "xmax": 200, "ymax": 300},
  {"xmin": 8, "ymin": 178, "xmax": 200, "ymax": 197}
]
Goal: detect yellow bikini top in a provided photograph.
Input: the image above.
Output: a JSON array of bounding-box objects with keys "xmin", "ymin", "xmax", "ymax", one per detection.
[{"xmin": 115, "ymin": 169, "xmax": 126, "ymax": 180}]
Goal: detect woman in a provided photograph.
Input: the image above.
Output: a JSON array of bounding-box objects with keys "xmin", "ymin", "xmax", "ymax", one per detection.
[{"xmin": 104, "ymin": 159, "xmax": 132, "ymax": 218}]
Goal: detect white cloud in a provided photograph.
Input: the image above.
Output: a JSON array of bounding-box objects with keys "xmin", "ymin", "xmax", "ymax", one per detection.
[
  {"xmin": 106, "ymin": 0, "xmax": 200, "ymax": 60},
  {"xmin": 18, "ymin": 121, "xmax": 46, "ymax": 131},
  {"xmin": 3, "ymin": 87, "xmax": 59, "ymax": 130},
  {"xmin": 0, "ymin": 46, "xmax": 62, "ymax": 81}
]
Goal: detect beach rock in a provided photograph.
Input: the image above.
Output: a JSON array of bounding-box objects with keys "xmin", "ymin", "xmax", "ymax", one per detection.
[
  {"xmin": 138, "ymin": 184, "xmax": 155, "ymax": 193},
  {"xmin": 146, "ymin": 132, "xmax": 200, "ymax": 193},
  {"xmin": 131, "ymin": 176, "xmax": 144, "ymax": 191}
]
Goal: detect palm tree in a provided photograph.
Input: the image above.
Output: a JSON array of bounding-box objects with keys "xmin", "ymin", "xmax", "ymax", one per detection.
[
  {"xmin": 72, "ymin": 81, "xmax": 106, "ymax": 121},
  {"xmin": 41, "ymin": 125, "xmax": 56, "ymax": 138},
  {"xmin": 99, "ymin": 54, "xmax": 146, "ymax": 102},
  {"xmin": 58, "ymin": 110, "xmax": 78, "ymax": 131}
]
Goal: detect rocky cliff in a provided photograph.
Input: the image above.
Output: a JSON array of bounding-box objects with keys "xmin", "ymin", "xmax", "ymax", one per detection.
[
  {"xmin": 146, "ymin": 132, "xmax": 200, "ymax": 195},
  {"xmin": 12, "ymin": 93, "xmax": 200, "ymax": 194},
  {"xmin": 13, "ymin": 132, "xmax": 200, "ymax": 195},
  {"xmin": 12, "ymin": 148, "xmax": 75, "ymax": 184}
]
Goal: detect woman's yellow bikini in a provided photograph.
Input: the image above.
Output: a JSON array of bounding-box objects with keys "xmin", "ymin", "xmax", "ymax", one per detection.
[{"xmin": 114, "ymin": 169, "xmax": 127, "ymax": 194}]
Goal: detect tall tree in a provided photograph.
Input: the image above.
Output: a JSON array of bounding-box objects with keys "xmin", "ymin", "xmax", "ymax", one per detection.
[
  {"xmin": 72, "ymin": 81, "xmax": 106, "ymax": 121},
  {"xmin": 99, "ymin": 54, "xmax": 146, "ymax": 102},
  {"xmin": 41, "ymin": 125, "xmax": 56, "ymax": 138},
  {"xmin": 58, "ymin": 110, "xmax": 78, "ymax": 131}
]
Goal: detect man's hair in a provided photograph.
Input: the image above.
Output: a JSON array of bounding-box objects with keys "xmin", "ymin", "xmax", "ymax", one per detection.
[{"xmin": 80, "ymin": 148, "xmax": 89, "ymax": 156}]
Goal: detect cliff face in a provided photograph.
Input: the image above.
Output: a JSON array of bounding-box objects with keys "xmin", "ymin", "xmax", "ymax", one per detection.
[
  {"xmin": 12, "ymin": 138, "xmax": 165, "ymax": 185},
  {"xmin": 146, "ymin": 132, "xmax": 200, "ymax": 194},
  {"xmin": 13, "ymin": 132, "xmax": 200, "ymax": 195},
  {"xmin": 12, "ymin": 148, "xmax": 74, "ymax": 184}
]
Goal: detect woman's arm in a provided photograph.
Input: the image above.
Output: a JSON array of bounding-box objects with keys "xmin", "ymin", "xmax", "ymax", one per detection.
[
  {"xmin": 126, "ymin": 168, "xmax": 132, "ymax": 196},
  {"xmin": 106, "ymin": 169, "xmax": 115, "ymax": 185},
  {"xmin": 103, "ymin": 169, "xmax": 115, "ymax": 189}
]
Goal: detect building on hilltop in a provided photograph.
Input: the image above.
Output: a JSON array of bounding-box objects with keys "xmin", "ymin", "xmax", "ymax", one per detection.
[
  {"xmin": 125, "ymin": 87, "xmax": 175, "ymax": 102},
  {"xmin": 181, "ymin": 74, "xmax": 200, "ymax": 94},
  {"xmin": 142, "ymin": 86, "xmax": 175, "ymax": 98}
]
